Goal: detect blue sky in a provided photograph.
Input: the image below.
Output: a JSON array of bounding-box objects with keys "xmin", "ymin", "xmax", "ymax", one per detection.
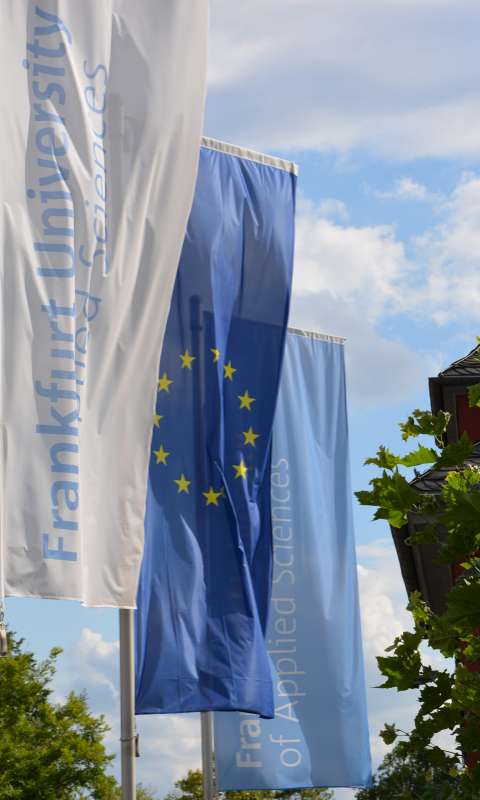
[{"xmin": 6, "ymin": 2, "xmax": 480, "ymax": 797}]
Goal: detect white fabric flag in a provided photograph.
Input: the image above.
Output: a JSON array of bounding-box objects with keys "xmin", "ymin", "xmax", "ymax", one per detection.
[{"xmin": 0, "ymin": 1, "xmax": 207, "ymax": 607}]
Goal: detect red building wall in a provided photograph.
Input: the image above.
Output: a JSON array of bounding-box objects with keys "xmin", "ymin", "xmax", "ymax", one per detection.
[{"xmin": 456, "ymin": 394, "xmax": 480, "ymax": 441}]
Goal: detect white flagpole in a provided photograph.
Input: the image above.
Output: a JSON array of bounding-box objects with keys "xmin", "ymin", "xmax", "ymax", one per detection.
[
  {"xmin": 0, "ymin": 424, "xmax": 7, "ymax": 657},
  {"xmin": 119, "ymin": 608, "xmax": 137, "ymax": 800},
  {"xmin": 201, "ymin": 712, "xmax": 215, "ymax": 800}
]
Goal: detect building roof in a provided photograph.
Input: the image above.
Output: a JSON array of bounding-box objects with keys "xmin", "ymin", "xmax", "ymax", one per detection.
[
  {"xmin": 393, "ymin": 345, "xmax": 480, "ymax": 612},
  {"xmin": 437, "ymin": 344, "xmax": 480, "ymax": 379},
  {"xmin": 409, "ymin": 442, "xmax": 480, "ymax": 493},
  {"xmin": 390, "ymin": 442, "xmax": 480, "ymax": 614},
  {"xmin": 429, "ymin": 344, "xmax": 480, "ymax": 434}
]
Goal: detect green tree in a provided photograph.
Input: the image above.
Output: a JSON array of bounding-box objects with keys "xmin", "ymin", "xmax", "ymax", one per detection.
[
  {"xmin": 165, "ymin": 770, "xmax": 203, "ymax": 800},
  {"xmin": 137, "ymin": 787, "xmax": 159, "ymax": 800},
  {"xmin": 112, "ymin": 784, "xmax": 158, "ymax": 800},
  {"xmin": 165, "ymin": 769, "xmax": 333, "ymax": 800},
  {"xmin": 273, "ymin": 791, "xmax": 333, "ymax": 800},
  {"xmin": 0, "ymin": 632, "xmax": 118, "ymax": 799},
  {"xmin": 355, "ymin": 742, "xmax": 463, "ymax": 799},
  {"xmin": 356, "ymin": 390, "xmax": 480, "ymax": 796},
  {"xmin": 0, "ymin": 632, "xmax": 157, "ymax": 800}
]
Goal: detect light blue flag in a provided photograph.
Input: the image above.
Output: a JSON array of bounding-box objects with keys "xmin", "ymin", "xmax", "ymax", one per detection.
[{"xmin": 214, "ymin": 329, "xmax": 372, "ymax": 790}]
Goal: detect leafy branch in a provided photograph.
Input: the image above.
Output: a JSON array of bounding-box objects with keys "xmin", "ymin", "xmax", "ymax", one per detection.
[{"xmin": 356, "ymin": 393, "xmax": 480, "ymax": 796}]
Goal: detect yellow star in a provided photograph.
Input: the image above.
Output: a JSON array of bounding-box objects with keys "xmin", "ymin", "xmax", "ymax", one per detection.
[
  {"xmin": 238, "ymin": 390, "xmax": 255, "ymax": 411},
  {"xmin": 158, "ymin": 372, "xmax": 173, "ymax": 392},
  {"xmin": 243, "ymin": 427, "xmax": 260, "ymax": 447},
  {"xmin": 153, "ymin": 444, "xmax": 170, "ymax": 465},
  {"xmin": 224, "ymin": 361, "xmax": 237, "ymax": 381},
  {"xmin": 180, "ymin": 350, "xmax": 195, "ymax": 370},
  {"xmin": 233, "ymin": 459, "xmax": 248, "ymax": 479},
  {"xmin": 153, "ymin": 413, "xmax": 163, "ymax": 428},
  {"xmin": 202, "ymin": 486, "xmax": 223, "ymax": 506},
  {"xmin": 174, "ymin": 473, "xmax": 191, "ymax": 494},
  {"xmin": 211, "ymin": 348, "xmax": 220, "ymax": 363}
]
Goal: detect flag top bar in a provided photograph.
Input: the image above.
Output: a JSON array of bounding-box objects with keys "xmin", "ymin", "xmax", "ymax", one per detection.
[
  {"xmin": 201, "ymin": 136, "xmax": 298, "ymax": 176},
  {"xmin": 288, "ymin": 326, "xmax": 347, "ymax": 344}
]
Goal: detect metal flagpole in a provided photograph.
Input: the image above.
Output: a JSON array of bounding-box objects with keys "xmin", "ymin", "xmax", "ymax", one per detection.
[
  {"xmin": 119, "ymin": 608, "xmax": 137, "ymax": 800},
  {"xmin": 191, "ymin": 298, "xmax": 214, "ymax": 800},
  {"xmin": 192, "ymin": 298, "xmax": 214, "ymax": 800},
  {"xmin": 0, "ymin": 425, "xmax": 7, "ymax": 657},
  {"xmin": 201, "ymin": 711, "xmax": 215, "ymax": 800}
]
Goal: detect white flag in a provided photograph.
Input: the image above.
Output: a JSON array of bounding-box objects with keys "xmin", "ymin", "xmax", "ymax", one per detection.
[{"xmin": 0, "ymin": 1, "xmax": 207, "ymax": 607}]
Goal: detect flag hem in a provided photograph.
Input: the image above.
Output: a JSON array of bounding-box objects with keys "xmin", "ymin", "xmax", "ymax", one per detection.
[
  {"xmin": 288, "ymin": 326, "xmax": 346, "ymax": 344},
  {"xmin": 5, "ymin": 590, "xmax": 136, "ymax": 610},
  {"xmin": 201, "ymin": 136, "xmax": 298, "ymax": 176},
  {"xmin": 218, "ymin": 781, "xmax": 371, "ymax": 792}
]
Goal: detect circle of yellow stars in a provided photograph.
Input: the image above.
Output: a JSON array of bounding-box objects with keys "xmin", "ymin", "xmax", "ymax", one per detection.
[{"xmin": 153, "ymin": 345, "xmax": 262, "ymax": 506}]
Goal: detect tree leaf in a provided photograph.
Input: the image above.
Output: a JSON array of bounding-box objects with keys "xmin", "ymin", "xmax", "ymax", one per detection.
[
  {"xmin": 434, "ymin": 432, "xmax": 474, "ymax": 469},
  {"xmin": 468, "ymin": 382, "xmax": 480, "ymax": 408},
  {"xmin": 357, "ymin": 398, "xmax": 480, "ymax": 796},
  {"xmin": 399, "ymin": 409, "xmax": 450, "ymax": 444},
  {"xmin": 364, "ymin": 446, "xmax": 401, "ymax": 470},
  {"xmin": 400, "ymin": 446, "xmax": 438, "ymax": 468},
  {"xmin": 380, "ymin": 724, "xmax": 398, "ymax": 745}
]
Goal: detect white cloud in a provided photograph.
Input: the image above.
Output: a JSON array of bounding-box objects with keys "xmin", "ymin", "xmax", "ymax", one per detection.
[
  {"xmin": 54, "ymin": 627, "xmax": 119, "ymax": 708},
  {"xmin": 412, "ymin": 173, "xmax": 480, "ymax": 323},
  {"xmin": 290, "ymin": 292, "xmax": 429, "ymax": 408},
  {"xmin": 206, "ymin": 1, "xmax": 480, "ymax": 160},
  {"xmin": 356, "ymin": 538, "xmax": 411, "ymax": 661},
  {"xmin": 317, "ymin": 198, "xmax": 349, "ymax": 222},
  {"xmin": 394, "ymin": 178, "xmax": 432, "ymax": 202},
  {"xmin": 293, "ymin": 200, "xmax": 409, "ymax": 320},
  {"xmin": 290, "ymin": 199, "xmax": 429, "ymax": 407},
  {"xmin": 53, "ymin": 627, "xmax": 201, "ymax": 797},
  {"xmin": 294, "ymin": 175, "xmax": 480, "ymax": 332},
  {"xmin": 355, "ymin": 537, "xmax": 420, "ymax": 781},
  {"xmin": 289, "ymin": 172, "xmax": 480, "ymax": 408},
  {"xmin": 357, "ymin": 538, "xmax": 398, "ymax": 561},
  {"xmin": 137, "ymin": 715, "xmax": 201, "ymax": 788},
  {"xmin": 373, "ymin": 177, "xmax": 442, "ymax": 205}
]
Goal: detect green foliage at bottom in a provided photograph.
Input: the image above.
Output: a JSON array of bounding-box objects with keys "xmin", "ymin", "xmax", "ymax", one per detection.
[
  {"xmin": 164, "ymin": 769, "xmax": 334, "ymax": 800},
  {"xmin": 0, "ymin": 632, "xmax": 157, "ymax": 799},
  {"xmin": 355, "ymin": 742, "xmax": 466, "ymax": 800},
  {"xmin": 356, "ymin": 400, "xmax": 480, "ymax": 798}
]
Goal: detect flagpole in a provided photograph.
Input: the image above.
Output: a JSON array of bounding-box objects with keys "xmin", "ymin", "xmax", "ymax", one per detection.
[
  {"xmin": 201, "ymin": 711, "xmax": 215, "ymax": 800},
  {"xmin": 192, "ymin": 296, "xmax": 214, "ymax": 800},
  {"xmin": 119, "ymin": 608, "xmax": 137, "ymax": 800}
]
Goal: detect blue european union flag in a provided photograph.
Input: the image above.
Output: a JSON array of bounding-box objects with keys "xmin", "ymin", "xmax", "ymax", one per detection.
[{"xmin": 135, "ymin": 140, "xmax": 297, "ymax": 718}]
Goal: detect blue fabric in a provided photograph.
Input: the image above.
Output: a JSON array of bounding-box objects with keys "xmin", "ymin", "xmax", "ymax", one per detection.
[
  {"xmin": 134, "ymin": 145, "xmax": 296, "ymax": 718},
  {"xmin": 214, "ymin": 332, "xmax": 372, "ymax": 789}
]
